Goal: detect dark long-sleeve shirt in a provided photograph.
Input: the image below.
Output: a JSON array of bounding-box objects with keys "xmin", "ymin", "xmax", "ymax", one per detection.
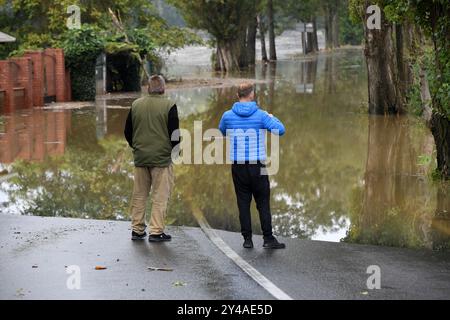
[{"xmin": 124, "ymin": 104, "xmax": 180, "ymax": 149}]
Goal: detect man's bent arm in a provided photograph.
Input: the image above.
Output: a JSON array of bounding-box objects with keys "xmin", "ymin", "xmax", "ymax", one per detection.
[
  {"xmin": 168, "ymin": 105, "xmax": 180, "ymax": 149},
  {"xmin": 124, "ymin": 110, "xmax": 133, "ymax": 148},
  {"xmin": 262, "ymin": 112, "xmax": 286, "ymax": 136},
  {"xmin": 219, "ymin": 114, "xmax": 227, "ymax": 136}
]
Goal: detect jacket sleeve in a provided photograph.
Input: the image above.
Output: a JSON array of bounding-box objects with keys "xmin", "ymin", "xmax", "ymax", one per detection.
[
  {"xmin": 168, "ymin": 105, "xmax": 180, "ymax": 149},
  {"xmin": 219, "ymin": 113, "xmax": 227, "ymax": 136},
  {"xmin": 124, "ymin": 109, "xmax": 133, "ymax": 148},
  {"xmin": 262, "ymin": 111, "xmax": 286, "ymax": 136}
]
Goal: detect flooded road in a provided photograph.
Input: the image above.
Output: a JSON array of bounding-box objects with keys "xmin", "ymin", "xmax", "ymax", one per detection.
[{"xmin": 1, "ymin": 48, "xmax": 449, "ymax": 250}]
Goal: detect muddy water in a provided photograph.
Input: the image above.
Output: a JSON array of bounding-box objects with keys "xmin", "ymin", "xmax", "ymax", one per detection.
[{"xmin": 1, "ymin": 49, "xmax": 449, "ymax": 250}]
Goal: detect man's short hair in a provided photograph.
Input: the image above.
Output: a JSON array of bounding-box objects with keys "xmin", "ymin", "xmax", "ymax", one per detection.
[
  {"xmin": 238, "ymin": 82, "xmax": 255, "ymax": 99},
  {"xmin": 148, "ymin": 75, "xmax": 166, "ymax": 94}
]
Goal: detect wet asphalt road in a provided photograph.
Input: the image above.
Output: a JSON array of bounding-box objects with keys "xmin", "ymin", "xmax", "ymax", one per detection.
[{"xmin": 1, "ymin": 215, "xmax": 449, "ymax": 300}]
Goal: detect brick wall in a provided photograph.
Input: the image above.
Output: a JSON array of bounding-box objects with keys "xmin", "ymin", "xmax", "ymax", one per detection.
[
  {"xmin": 23, "ymin": 51, "xmax": 45, "ymax": 107},
  {"xmin": 0, "ymin": 49, "xmax": 71, "ymax": 113}
]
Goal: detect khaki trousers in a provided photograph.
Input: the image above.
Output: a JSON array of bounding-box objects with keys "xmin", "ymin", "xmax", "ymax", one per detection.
[{"xmin": 131, "ymin": 165, "xmax": 174, "ymax": 235}]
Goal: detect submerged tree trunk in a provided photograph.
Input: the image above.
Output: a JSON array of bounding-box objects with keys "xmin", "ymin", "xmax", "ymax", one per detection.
[
  {"xmin": 216, "ymin": 39, "xmax": 241, "ymax": 73},
  {"xmin": 258, "ymin": 15, "xmax": 269, "ymax": 62},
  {"xmin": 267, "ymin": 0, "xmax": 277, "ymax": 61},
  {"xmin": 429, "ymin": 4, "xmax": 450, "ymax": 179},
  {"xmin": 247, "ymin": 15, "xmax": 258, "ymax": 66},
  {"xmin": 431, "ymin": 113, "xmax": 450, "ymax": 179},
  {"xmin": 364, "ymin": 3, "xmax": 402, "ymax": 115},
  {"xmin": 306, "ymin": 31, "xmax": 314, "ymax": 54},
  {"xmin": 312, "ymin": 17, "xmax": 319, "ymax": 52},
  {"xmin": 324, "ymin": 1, "xmax": 340, "ymax": 50},
  {"xmin": 332, "ymin": 9, "xmax": 340, "ymax": 48},
  {"xmin": 325, "ymin": 8, "xmax": 333, "ymax": 50},
  {"xmin": 301, "ymin": 26, "xmax": 307, "ymax": 55}
]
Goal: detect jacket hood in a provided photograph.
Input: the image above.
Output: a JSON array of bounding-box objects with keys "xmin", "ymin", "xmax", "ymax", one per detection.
[{"xmin": 232, "ymin": 101, "xmax": 259, "ymax": 117}]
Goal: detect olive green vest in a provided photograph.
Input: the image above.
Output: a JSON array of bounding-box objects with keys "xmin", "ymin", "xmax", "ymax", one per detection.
[{"xmin": 131, "ymin": 95, "xmax": 174, "ymax": 167}]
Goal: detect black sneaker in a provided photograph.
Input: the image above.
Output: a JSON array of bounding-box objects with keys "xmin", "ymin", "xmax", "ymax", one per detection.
[
  {"xmin": 263, "ymin": 237, "xmax": 286, "ymax": 249},
  {"xmin": 243, "ymin": 238, "xmax": 254, "ymax": 249},
  {"xmin": 131, "ymin": 231, "xmax": 147, "ymax": 241},
  {"xmin": 149, "ymin": 233, "xmax": 172, "ymax": 243}
]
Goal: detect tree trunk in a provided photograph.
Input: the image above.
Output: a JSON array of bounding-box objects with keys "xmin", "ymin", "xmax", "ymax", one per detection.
[
  {"xmin": 324, "ymin": 1, "xmax": 340, "ymax": 50},
  {"xmin": 306, "ymin": 31, "xmax": 314, "ymax": 54},
  {"xmin": 258, "ymin": 16, "xmax": 268, "ymax": 62},
  {"xmin": 430, "ymin": 113, "xmax": 450, "ymax": 179},
  {"xmin": 332, "ymin": 9, "xmax": 340, "ymax": 48},
  {"xmin": 301, "ymin": 28, "xmax": 307, "ymax": 55},
  {"xmin": 429, "ymin": 3, "xmax": 450, "ymax": 180},
  {"xmin": 216, "ymin": 40, "xmax": 241, "ymax": 73},
  {"xmin": 247, "ymin": 15, "xmax": 257, "ymax": 66},
  {"xmin": 267, "ymin": 0, "xmax": 277, "ymax": 61},
  {"xmin": 312, "ymin": 17, "xmax": 319, "ymax": 52},
  {"xmin": 419, "ymin": 65, "xmax": 433, "ymax": 123},
  {"xmin": 364, "ymin": 2, "xmax": 402, "ymax": 115},
  {"xmin": 325, "ymin": 7, "xmax": 333, "ymax": 50},
  {"xmin": 258, "ymin": 15, "xmax": 269, "ymax": 62},
  {"xmin": 238, "ymin": 30, "xmax": 248, "ymax": 68},
  {"xmin": 395, "ymin": 23, "xmax": 417, "ymax": 111}
]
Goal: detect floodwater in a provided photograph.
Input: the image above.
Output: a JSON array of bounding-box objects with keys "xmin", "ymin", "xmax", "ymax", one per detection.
[{"xmin": 1, "ymin": 44, "xmax": 449, "ymax": 250}]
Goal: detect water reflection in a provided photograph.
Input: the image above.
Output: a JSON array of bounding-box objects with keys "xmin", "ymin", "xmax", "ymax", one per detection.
[
  {"xmin": 0, "ymin": 109, "xmax": 70, "ymax": 164},
  {"xmin": 0, "ymin": 50, "xmax": 448, "ymax": 250},
  {"xmin": 343, "ymin": 116, "xmax": 450, "ymax": 250}
]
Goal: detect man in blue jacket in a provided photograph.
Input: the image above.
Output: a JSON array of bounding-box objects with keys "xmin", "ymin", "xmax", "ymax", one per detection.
[{"xmin": 219, "ymin": 82, "xmax": 286, "ymax": 250}]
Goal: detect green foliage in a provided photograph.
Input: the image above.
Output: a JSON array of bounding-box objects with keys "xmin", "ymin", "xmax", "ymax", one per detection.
[
  {"xmin": 58, "ymin": 26, "xmax": 104, "ymax": 101},
  {"xmin": 0, "ymin": 0, "xmax": 202, "ymax": 99},
  {"xmin": 349, "ymin": 0, "xmax": 450, "ymax": 120},
  {"xmin": 60, "ymin": 26, "xmax": 105, "ymax": 67},
  {"xmin": 340, "ymin": 1, "xmax": 364, "ymax": 45},
  {"xmin": 168, "ymin": 0, "xmax": 255, "ymax": 42}
]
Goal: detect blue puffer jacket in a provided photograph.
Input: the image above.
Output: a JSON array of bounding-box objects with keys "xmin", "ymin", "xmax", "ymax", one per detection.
[{"xmin": 219, "ymin": 101, "xmax": 285, "ymax": 162}]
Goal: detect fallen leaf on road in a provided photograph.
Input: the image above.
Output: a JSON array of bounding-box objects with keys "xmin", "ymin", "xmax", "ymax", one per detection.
[
  {"xmin": 360, "ymin": 291, "xmax": 369, "ymax": 295},
  {"xmin": 172, "ymin": 281, "xmax": 187, "ymax": 287},
  {"xmin": 148, "ymin": 267, "xmax": 174, "ymax": 272},
  {"xmin": 16, "ymin": 288, "xmax": 25, "ymax": 297},
  {"xmin": 95, "ymin": 266, "xmax": 107, "ymax": 270}
]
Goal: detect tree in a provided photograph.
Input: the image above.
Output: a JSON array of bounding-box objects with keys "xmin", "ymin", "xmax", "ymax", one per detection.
[
  {"xmin": 282, "ymin": 0, "xmax": 321, "ymax": 54},
  {"xmin": 267, "ymin": 0, "xmax": 277, "ymax": 60},
  {"xmin": 398, "ymin": 0, "xmax": 450, "ymax": 180},
  {"xmin": 169, "ymin": 0, "xmax": 258, "ymax": 72},
  {"xmin": 0, "ymin": 0, "xmax": 199, "ymax": 58},
  {"xmin": 323, "ymin": 0, "xmax": 341, "ymax": 49},
  {"xmin": 258, "ymin": 15, "xmax": 269, "ymax": 62},
  {"xmin": 351, "ymin": 0, "xmax": 450, "ymax": 179}
]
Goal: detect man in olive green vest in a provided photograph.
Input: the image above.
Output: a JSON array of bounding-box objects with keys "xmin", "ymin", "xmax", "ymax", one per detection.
[{"xmin": 124, "ymin": 75, "xmax": 179, "ymax": 242}]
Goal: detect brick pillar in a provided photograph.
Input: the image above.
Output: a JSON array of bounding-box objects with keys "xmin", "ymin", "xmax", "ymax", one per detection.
[
  {"xmin": 24, "ymin": 50, "xmax": 45, "ymax": 107},
  {"xmin": 53, "ymin": 48, "xmax": 67, "ymax": 102},
  {"xmin": 0, "ymin": 60, "xmax": 13, "ymax": 113},
  {"xmin": 11, "ymin": 57, "xmax": 33, "ymax": 109}
]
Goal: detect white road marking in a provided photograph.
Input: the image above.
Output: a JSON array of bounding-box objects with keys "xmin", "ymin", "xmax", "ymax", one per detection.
[{"xmin": 196, "ymin": 215, "xmax": 293, "ymax": 300}]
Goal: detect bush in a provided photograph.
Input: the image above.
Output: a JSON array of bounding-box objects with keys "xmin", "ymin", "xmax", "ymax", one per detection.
[{"xmin": 60, "ymin": 26, "xmax": 105, "ymax": 101}]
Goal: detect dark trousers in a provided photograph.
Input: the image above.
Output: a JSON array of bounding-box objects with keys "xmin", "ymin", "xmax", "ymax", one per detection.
[{"xmin": 231, "ymin": 163, "xmax": 274, "ymax": 240}]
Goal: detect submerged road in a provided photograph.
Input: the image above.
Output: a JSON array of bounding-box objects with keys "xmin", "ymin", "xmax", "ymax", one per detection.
[{"xmin": 0, "ymin": 215, "xmax": 449, "ymax": 300}]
